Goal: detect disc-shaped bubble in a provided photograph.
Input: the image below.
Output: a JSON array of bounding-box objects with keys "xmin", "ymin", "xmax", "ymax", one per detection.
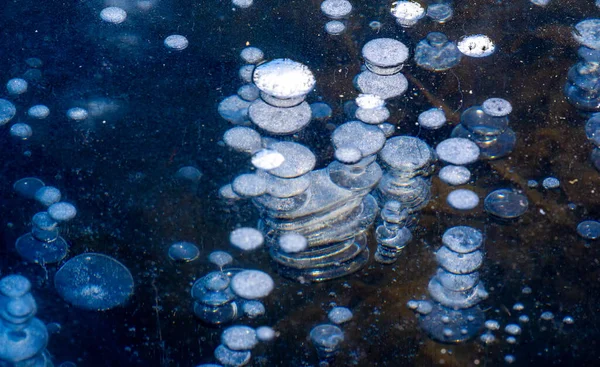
[
  {"xmin": 168, "ymin": 241, "xmax": 200, "ymax": 262},
  {"xmin": 447, "ymin": 189, "xmax": 479, "ymax": 210},
  {"xmin": 16, "ymin": 233, "xmax": 68, "ymax": 264},
  {"xmin": 379, "ymin": 136, "xmax": 433, "ymax": 172},
  {"xmin": 67, "ymin": 107, "xmax": 88, "ymax": 121},
  {"xmin": 390, "ymin": 1, "xmax": 425, "ymax": 27},
  {"xmin": 256, "ymin": 326, "xmax": 276, "ymax": 342},
  {"xmin": 310, "ymin": 324, "xmax": 344, "ymax": 349},
  {"xmin": 214, "ymin": 344, "xmax": 251, "ymax": 366},
  {"xmin": 484, "ymin": 189, "xmax": 528, "ymax": 219},
  {"xmin": 218, "ymin": 95, "xmax": 251, "ymax": 125},
  {"xmin": 321, "ymin": 0, "xmax": 352, "ymax": 19},
  {"xmin": 328, "ymin": 307, "xmax": 353, "ymax": 324},
  {"xmin": 221, "ymin": 325, "xmax": 258, "ymax": 351},
  {"xmin": 237, "ymin": 84, "xmax": 260, "ymax": 101},
  {"xmin": 542, "ymin": 177, "xmax": 560, "ymax": 189},
  {"xmin": 577, "ymin": 220, "xmax": 600, "ymax": 239},
  {"xmin": 224, "ymin": 126, "xmax": 262, "ymax": 154},
  {"xmin": 240, "ymin": 47, "xmax": 264, "ymax": 64},
  {"xmin": 230, "ymin": 227, "xmax": 264, "ymax": 251},
  {"xmin": 482, "ymin": 98, "xmax": 512, "ymax": 117},
  {"xmin": 14, "ymin": 177, "xmax": 45, "ymax": 199},
  {"xmin": 232, "ymin": 173, "xmax": 267, "ymax": 197},
  {"xmin": 439, "ymin": 165, "xmax": 471, "ymax": 186},
  {"xmin": 0, "ymin": 99, "xmax": 16, "ymax": 125},
  {"xmin": 10, "ymin": 123, "xmax": 33, "ymax": 140},
  {"xmin": 35, "ymin": 186, "xmax": 61, "ymax": 206},
  {"xmin": 458, "ymin": 35, "xmax": 495, "ymax": 57},
  {"xmin": 48, "ymin": 202, "xmax": 77, "ymax": 222},
  {"xmin": 208, "ymin": 251, "xmax": 233, "ymax": 268},
  {"xmin": 442, "ymin": 226, "xmax": 483, "ymax": 253},
  {"xmin": 175, "ymin": 166, "xmax": 202, "ymax": 182},
  {"xmin": 54, "ymin": 253, "xmax": 134, "ymax": 311},
  {"xmin": 265, "ymin": 141, "xmax": 315, "ymax": 178},
  {"xmin": 418, "ymin": 108, "xmax": 446, "ymax": 129},
  {"xmin": 251, "ymin": 149, "xmax": 285, "ymax": 170},
  {"xmin": 310, "ymin": 102, "xmax": 332, "ymax": 120},
  {"xmin": 325, "ymin": 20, "xmax": 346, "ymax": 35},
  {"xmin": 362, "ymin": 38, "xmax": 409, "ymax": 71},
  {"xmin": 573, "ymin": 19, "xmax": 600, "ymax": 50},
  {"xmin": 28, "ymin": 105, "xmax": 50, "ymax": 119},
  {"xmin": 100, "ymin": 7, "xmax": 127, "ymax": 24},
  {"xmin": 355, "ymin": 70, "xmax": 409, "ymax": 100},
  {"xmin": 248, "ymin": 100, "xmax": 312, "ymax": 134},
  {"xmin": 436, "ymin": 138, "xmax": 480, "ymax": 165},
  {"xmin": 230, "ymin": 270, "xmax": 274, "ymax": 299},
  {"xmin": 164, "ymin": 35, "xmax": 188, "ymax": 50},
  {"xmin": 332, "ymin": 121, "xmax": 386, "ymax": 157},
  {"xmin": 7, "ymin": 78, "xmax": 28, "ymax": 95},
  {"xmin": 278, "ymin": 232, "xmax": 308, "ymax": 253},
  {"xmin": 252, "ymin": 59, "xmax": 315, "ymax": 99}
]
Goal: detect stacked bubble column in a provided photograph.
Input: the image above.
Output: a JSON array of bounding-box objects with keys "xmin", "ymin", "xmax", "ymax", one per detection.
[
  {"xmin": 408, "ymin": 226, "xmax": 488, "ymax": 343},
  {"xmin": 450, "ymin": 100, "xmax": 516, "ymax": 160},
  {"xmin": 0, "ymin": 275, "xmax": 52, "ymax": 367},
  {"xmin": 15, "ymin": 212, "xmax": 69, "ymax": 265}
]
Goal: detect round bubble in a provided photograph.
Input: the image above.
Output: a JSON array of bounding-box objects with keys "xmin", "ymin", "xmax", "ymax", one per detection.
[
  {"xmin": 447, "ymin": 189, "xmax": 479, "ymax": 210},
  {"xmin": 355, "ymin": 70, "xmax": 408, "ymax": 100},
  {"xmin": 585, "ymin": 114, "xmax": 600, "ymax": 147},
  {"xmin": 325, "ymin": 20, "xmax": 346, "ymax": 36},
  {"xmin": 256, "ymin": 326, "xmax": 276, "ymax": 342},
  {"xmin": 214, "ymin": 344, "xmax": 251, "ymax": 366},
  {"xmin": 563, "ymin": 315, "xmax": 574, "ymax": 324},
  {"xmin": 208, "ymin": 251, "xmax": 233, "ymax": 268},
  {"xmin": 418, "ymin": 108, "xmax": 446, "ymax": 129},
  {"xmin": 519, "ymin": 315, "xmax": 530, "ymax": 323},
  {"xmin": 237, "ymin": 84, "xmax": 260, "ymax": 101},
  {"xmin": 310, "ymin": 324, "xmax": 344, "ymax": 350},
  {"xmin": 251, "ymin": 149, "xmax": 285, "ymax": 170},
  {"xmin": 231, "ymin": 270, "xmax": 274, "ymax": 299},
  {"xmin": 577, "ymin": 220, "xmax": 600, "ymax": 239},
  {"xmin": 504, "ymin": 324, "xmax": 521, "ymax": 335},
  {"xmin": 328, "ymin": 307, "xmax": 353, "ymax": 324},
  {"xmin": 48, "ymin": 202, "xmax": 77, "ymax": 222},
  {"xmin": 513, "ymin": 302, "xmax": 525, "ymax": 311},
  {"xmin": 485, "ymin": 320, "xmax": 500, "ymax": 330},
  {"xmin": 6, "ymin": 78, "xmax": 28, "ymax": 95},
  {"xmin": 480, "ymin": 332, "xmax": 495, "ymax": 344},
  {"xmin": 223, "ymin": 126, "xmax": 262, "ymax": 154},
  {"xmin": 458, "ymin": 34, "xmax": 495, "ymax": 57},
  {"xmin": 175, "ymin": 166, "xmax": 202, "ymax": 183},
  {"xmin": 442, "ymin": 226, "xmax": 483, "ymax": 253},
  {"xmin": 252, "ymin": 59, "xmax": 315, "ymax": 100},
  {"xmin": 232, "ymin": 173, "xmax": 267, "ymax": 197},
  {"xmin": 14, "ymin": 177, "xmax": 45, "ymax": 199},
  {"xmin": 168, "ymin": 241, "xmax": 200, "ymax": 262},
  {"xmin": 232, "ymin": 0, "xmax": 253, "ymax": 8},
  {"xmin": 540, "ymin": 311, "xmax": 554, "ymax": 320},
  {"xmin": 484, "ymin": 189, "xmax": 528, "ymax": 219},
  {"xmin": 0, "ymin": 99, "xmax": 16, "ymax": 125},
  {"xmin": 164, "ymin": 35, "xmax": 189, "ymax": 51},
  {"xmin": 240, "ymin": 47, "xmax": 264, "ymax": 64},
  {"xmin": 362, "ymin": 38, "xmax": 409, "ymax": 72},
  {"xmin": 10, "ymin": 123, "xmax": 33, "ymax": 140},
  {"xmin": 28, "ymin": 105, "xmax": 50, "ymax": 119},
  {"xmin": 427, "ymin": 3, "xmax": 453, "ymax": 23},
  {"xmin": 542, "ymin": 177, "xmax": 560, "ymax": 189},
  {"xmin": 573, "ymin": 19, "xmax": 600, "ymax": 50},
  {"xmin": 390, "ymin": 1, "xmax": 425, "ymax": 27},
  {"xmin": 230, "ymin": 227, "xmax": 264, "ymax": 251},
  {"xmin": 222, "ymin": 325, "xmax": 258, "ymax": 351},
  {"xmin": 54, "ymin": 253, "xmax": 134, "ymax": 311},
  {"xmin": 310, "ymin": 102, "xmax": 332, "ymax": 120},
  {"xmin": 16, "ymin": 233, "xmax": 68, "ymax": 264},
  {"xmin": 278, "ymin": 232, "xmax": 308, "ymax": 253},
  {"xmin": 100, "ymin": 7, "xmax": 127, "ymax": 24},
  {"xmin": 482, "ymin": 98, "xmax": 512, "ymax": 117},
  {"xmin": 439, "ymin": 165, "xmax": 471, "ymax": 186},
  {"xmin": 436, "ymin": 138, "xmax": 480, "ymax": 165},
  {"xmin": 265, "ymin": 141, "xmax": 316, "ymax": 178},
  {"xmin": 505, "ymin": 355, "xmax": 516, "ymax": 364},
  {"xmin": 35, "ymin": 186, "xmax": 62, "ymax": 206},
  {"xmin": 239, "ymin": 64, "xmax": 255, "ymax": 83},
  {"xmin": 67, "ymin": 107, "xmax": 89, "ymax": 121},
  {"xmin": 335, "ymin": 146, "xmax": 362, "ymax": 164},
  {"xmin": 242, "ymin": 300, "xmax": 265, "ymax": 318},
  {"xmin": 321, "ymin": 0, "xmax": 352, "ymax": 19}
]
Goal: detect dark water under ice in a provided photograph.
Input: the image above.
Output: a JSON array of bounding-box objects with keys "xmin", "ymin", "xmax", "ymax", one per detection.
[{"xmin": 1, "ymin": 0, "xmax": 600, "ymax": 366}]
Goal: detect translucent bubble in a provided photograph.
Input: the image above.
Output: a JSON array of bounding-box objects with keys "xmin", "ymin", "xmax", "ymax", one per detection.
[
  {"xmin": 240, "ymin": 47, "xmax": 264, "ymax": 64},
  {"xmin": 527, "ymin": 179, "xmax": 538, "ymax": 188},
  {"xmin": 164, "ymin": 35, "xmax": 189, "ymax": 51},
  {"xmin": 67, "ymin": 107, "xmax": 89, "ymax": 121},
  {"xmin": 563, "ymin": 315, "xmax": 574, "ymax": 324},
  {"xmin": 168, "ymin": 241, "xmax": 200, "ymax": 262},
  {"xmin": 447, "ymin": 189, "xmax": 479, "ymax": 210},
  {"xmin": 513, "ymin": 303, "xmax": 524, "ymax": 311},
  {"xmin": 457, "ymin": 35, "xmax": 496, "ymax": 58},
  {"xmin": 426, "ymin": 3, "xmax": 453, "ymax": 23},
  {"xmin": 242, "ymin": 300, "xmax": 265, "ymax": 318},
  {"xmin": 504, "ymin": 324, "xmax": 521, "ymax": 335},
  {"xmin": 369, "ymin": 21, "xmax": 382, "ymax": 32},
  {"xmin": 278, "ymin": 232, "xmax": 308, "ymax": 253},
  {"xmin": 328, "ymin": 307, "xmax": 353, "ymax": 324},
  {"xmin": 480, "ymin": 332, "xmax": 495, "ymax": 344},
  {"xmin": 232, "ymin": 0, "xmax": 253, "ymax": 8},
  {"xmin": 436, "ymin": 138, "xmax": 480, "ymax": 165},
  {"xmin": 362, "ymin": 38, "xmax": 409, "ymax": 75},
  {"xmin": 414, "ymin": 32, "xmax": 462, "ymax": 72},
  {"xmin": 522, "ymin": 286, "xmax": 532, "ymax": 294},
  {"xmin": 14, "ymin": 177, "xmax": 45, "ymax": 199},
  {"xmin": 586, "ymin": 114, "xmax": 600, "ymax": 147},
  {"xmin": 390, "ymin": 1, "xmax": 425, "ymax": 27},
  {"xmin": 439, "ymin": 165, "xmax": 471, "ymax": 186},
  {"xmin": 484, "ymin": 189, "xmax": 528, "ymax": 219},
  {"xmin": 222, "ymin": 325, "xmax": 258, "ymax": 351},
  {"xmin": 482, "ymin": 98, "xmax": 512, "ymax": 117},
  {"xmin": 325, "ymin": 20, "xmax": 346, "ymax": 35},
  {"xmin": 251, "ymin": 149, "xmax": 285, "ymax": 170},
  {"xmin": 540, "ymin": 311, "xmax": 554, "ymax": 320},
  {"xmin": 320, "ymin": 0, "xmax": 352, "ymax": 19},
  {"xmin": 506, "ymin": 336, "xmax": 517, "ymax": 344},
  {"xmin": 6, "ymin": 78, "xmax": 27, "ymax": 95},
  {"xmin": 230, "ymin": 270, "xmax": 274, "ymax": 299},
  {"xmin": 230, "ymin": 227, "xmax": 264, "ymax": 251},
  {"xmin": 310, "ymin": 102, "xmax": 332, "ymax": 120},
  {"xmin": 573, "ymin": 19, "xmax": 600, "ymax": 50},
  {"xmin": 505, "ymin": 355, "xmax": 516, "ymax": 364},
  {"xmin": 0, "ymin": 99, "xmax": 16, "ymax": 125},
  {"xmin": 208, "ymin": 251, "xmax": 233, "ymax": 268},
  {"xmin": 232, "ymin": 173, "xmax": 267, "ymax": 197},
  {"xmin": 519, "ymin": 315, "xmax": 530, "ymax": 323},
  {"xmin": 310, "ymin": 324, "xmax": 344, "ymax": 355},
  {"xmin": 214, "ymin": 344, "xmax": 251, "ymax": 366},
  {"xmin": 577, "ymin": 220, "xmax": 600, "ymax": 239},
  {"xmin": 32, "ymin": 212, "xmax": 58, "ymax": 231},
  {"xmin": 175, "ymin": 166, "xmax": 203, "ymax": 182},
  {"xmin": 25, "ymin": 57, "xmax": 43, "ymax": 68},
  {"xmin": 10, "ymin": 123, "xmax": 32, "ymax": 140},
  {"xmin": 35, "ymin": 186, "xmax": 61, "ymax": 206},
  {"xmin": 54, "ymin": 253, "xmax": 134, "ymax": 311},
  {"xmin": 378, "ymin": 122, "xmax": 395, "ymax": 137},
  {"xmin": 442, "ymin": 226, "xmax": 483, "ymax": 253},
  {"xmin": 48, "ymin": 202, "xmax": 77, "ymax": 222},
  {"xmin": 418, "ymin": 108, "xmax": 446, "ymax": 129},
  {"xmin": 256, "ymin": 326, "xmax": 276, "ymax": 342},
  {"xmin": 16, "ymin": 232, "xmax": 68, "ymax": 264},
  {"xmin": 28, "ymin": 105, "xmax": 50, "ymax": 119},
  {"xmin": 237, "ymin": 84, "xmax": 260, "ymax": 101},
  {"xmin": 436, "ymin": 247, "xmax": 483, "ymax": 275},
  {"xmin": 542, "ymin": 177, "xmax": 560, "ymax": 189},
  {"xmin": 100, "ymin": 7, "xmax": 127, "ymax": 24}
]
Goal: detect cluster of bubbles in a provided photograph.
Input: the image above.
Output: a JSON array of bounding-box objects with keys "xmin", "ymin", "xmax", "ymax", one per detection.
[
  {"xmin": 309, "ymin": 306, "xmax": 352, "ymax": 361},
  {"xmin": 320, "ymin": 0, "xmax": 352, "ymax": 36},
  {"xmin": 408, "ymin": 226, "xmax": 488, "ymax": 343}
]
